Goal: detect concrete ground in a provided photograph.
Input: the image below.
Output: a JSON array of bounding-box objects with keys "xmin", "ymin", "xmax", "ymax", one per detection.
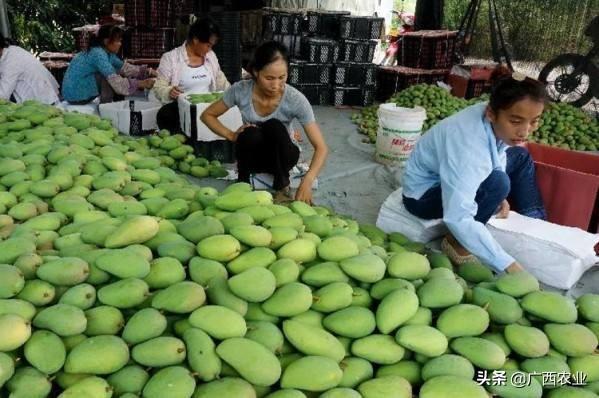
[{"xmin": 193, "ymin": 104, "xmax": 598, "ymax": 297}]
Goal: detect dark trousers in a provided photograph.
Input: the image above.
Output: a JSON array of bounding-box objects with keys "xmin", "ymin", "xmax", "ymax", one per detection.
[
  {"xmin": 236, "ymin": 118, "xmax": 300, "ymax": 190},
  {"xmin": 156, "ymin": 101, "xmax": 182, "ymax": 134},
  {"xmin": 403, "ymin": 146, "xmax": 547, "ymax": 223}
]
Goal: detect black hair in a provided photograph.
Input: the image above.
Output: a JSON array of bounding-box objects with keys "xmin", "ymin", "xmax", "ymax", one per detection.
[
  {"xmin": 247, "ymin": 41, "xmax": 289, "ymax": 77},
  {"xmin": 489, "ymin": 67, "xmax": 547, "ymax": 112},
  {"xmin": 88, "ymin": 24, "xmax": 124, "ymax": 50},
  {"xmin": 0, "ymin": 34, "xmax": 8, "ymax": 48},
  {"xmin": 188, "ymin": 17, "xmax": 220, "ymax": 43}
]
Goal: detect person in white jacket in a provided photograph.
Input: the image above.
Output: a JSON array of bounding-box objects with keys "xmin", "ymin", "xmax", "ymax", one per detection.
[
  {"xmin": 153, "ymin": 17, "xmax": 230, "ymax": 133},
  {"xmin": 0, "ymin": 34, "xmax": 60, "ymax": 105}
]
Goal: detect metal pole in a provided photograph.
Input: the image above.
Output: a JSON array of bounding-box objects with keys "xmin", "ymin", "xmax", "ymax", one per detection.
[{"xmin": 0, "ymin": 0, "xmax": 10, "ymax": 39}]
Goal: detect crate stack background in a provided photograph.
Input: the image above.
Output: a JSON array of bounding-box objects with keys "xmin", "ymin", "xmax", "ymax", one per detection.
[
  {"xmin": 376, "ymin": 30, "xmax": 457, "ymax": 102},
  {"xmin": 123, "ymin": 0, "xmax": 178, "ymax": 59},
  {"xmin": 208, "ymin": 11, "xmax": 242, "ymax": 85},
  {"xmin": 261, "ymin": 8, "xmax": 383, "ymax": 107}
]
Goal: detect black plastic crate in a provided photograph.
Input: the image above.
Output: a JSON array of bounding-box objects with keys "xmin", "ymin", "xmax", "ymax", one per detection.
[
  {"xmin": 270, "ymin": 34, "xmax": 303, "ymax": 58},
  {"xmin": 194, "ymin": 140, "xmax": 236, "ymax": 163},
  {"xmin": 262, "ymin": 9, "xmax": 303, "ymax": 35},
  {"xmin": 332, "ymin": 86, "xmax": 375, "ymax": 106},
  {"xmin": 339, "ymin": 16, "xmax": 384, "ymax": 40},
  {"xmin": 288, "ymin": 60, "xmax": 332, "ymax": 85},
  {"xmin": 305, "ymin": 10, "xmax": 350, "ymax": 38},
  {"xmin": 210, "ymin": 11, "xmax": 242, "ymax": 84},
  {"xmin": 300, "ymin": 37, "xmax": 339, "ymax": 63},
  {"xmin": 333, "ymin": 62, "xmax": 377, "ymax": 87},
  {"xmin": 339, "ymin": 39, "xmax": 377, "ymax": 63},
  {"xmin": 294, "ymin": 84, "xmax": 331, "ymax": 106}
]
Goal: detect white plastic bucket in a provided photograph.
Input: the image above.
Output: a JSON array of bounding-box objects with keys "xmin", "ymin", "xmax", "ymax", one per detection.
[{"xmin": 375, "ymin": 103, "xmax": 427, "ymax": 167}]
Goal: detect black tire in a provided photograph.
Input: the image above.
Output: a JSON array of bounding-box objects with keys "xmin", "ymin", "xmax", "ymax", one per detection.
[{"xmin": 538, "ymin": 53, "xmax": 593, "ymax": 107}]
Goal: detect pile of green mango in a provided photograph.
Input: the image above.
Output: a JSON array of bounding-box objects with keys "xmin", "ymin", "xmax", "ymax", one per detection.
[
  {"xmin": 186, "ymin": 92, "xmax": 224, "ymax": 105},
  {"xmin": 352, "ymin": 83, "xmax": 599, "ymax": 151},
  {"xmin": 0, "ymin": 99, "xmax": 598, "ymax": 398},
  {"xmin": 529, "ymin": 102, "xmax": 599, "ymax": 151},
  {"xmin": 351, "ymin": 84, "xmax": 487, "ymax": 143}
]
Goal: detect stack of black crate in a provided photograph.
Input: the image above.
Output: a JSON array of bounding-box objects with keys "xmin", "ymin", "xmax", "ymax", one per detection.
[
  {"xmin": 331, "ymin": 15, "xmax": 383, "ymax": 106},
  {"xmin": 262, "ymin": 9, "xmax": 383, "ymax": 107}
]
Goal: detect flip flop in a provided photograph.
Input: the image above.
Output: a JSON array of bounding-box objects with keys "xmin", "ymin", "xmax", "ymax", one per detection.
[{"xmin": 441, "ymin": 237, "xmax": 480, "ymax": 265}]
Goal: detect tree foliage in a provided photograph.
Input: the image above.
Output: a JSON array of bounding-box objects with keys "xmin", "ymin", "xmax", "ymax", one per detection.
[
  {"xmin": 7, "ymin": 0, "xmax": 113, "ymax": 53},
  {"xmin": 443, "ymin": 0, "xmax": 598, "ymax": 62}
]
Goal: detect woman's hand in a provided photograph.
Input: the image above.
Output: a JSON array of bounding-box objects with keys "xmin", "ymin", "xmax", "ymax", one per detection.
[
  {"xmin": 139, "ymin": 78, "xmax": 156, "ymax": 89},
  {"xmin": 147, "ymin": 67, "xmax": 158, "ymax": 77},
  {"xmin": 169, "ymin": 86, "xmax": 183, "ymax": 99},
  {"xmin": 229, "ymin": 123, "xmax": 256, "ymax": 142},
  {"xmin": 295, "ymin": 176, "xmax": 314, "ymax": 204},
  {"xmin": 496, "ymin": 200, "xmax": 510, "ymax": 219},
  {"xmin": 505, "ymin": 261, "xmax": 524, "ymax": 273}
]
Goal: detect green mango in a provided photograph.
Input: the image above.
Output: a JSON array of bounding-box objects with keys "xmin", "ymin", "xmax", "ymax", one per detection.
[
  {"xmin": 228, "ymin": 247, "xmax": 277, "ymax": 274},
  {"xmin": 142, "ymin": 366, "xmax": 196, "ymax": 398},
  {"xmin": 376, "ymin": 288, "xmax": 419, "ymax": 334},
  {"xmin": 131, "ymin": 336, "xmax": 186, "ymax": 367},
  {"xmin": 281, "ymin": 356, "xmax": 343, "ymax": 391},
  {"xmin": 152, "ymin": 281, "xmax": 206, "ymax": 313},
  {"xmin": 387, "ymin": 252, "xmax": 430, "ymax": 280},
  {"xmin": 24, "ymin": 330, "xmax": 66, "ymax": 374},
  {"xmin": 283, "ymin": 319, "xmax": 345, "ymax": 362},
  {"xmin": 193, "ymin": 377, "xmax": 256, "ymax": 397},
  {"xmin": 544, "ymin": 323, "xmax": 598, "ymax": 357},
  {"xmin": 57, "ymin": 376, "xmax": 112, "ymax": 398},
  {"xmin": 436, "ymin": 304, "xmax": 490, "ymax": 338},
  {"xmin": 189, "ymin": 305, "xmax": 247, "ymax": 339},
  {"xmin": 421, "ymin": 354, "xmax": 475, "ymax": 381},
  {"xmin": 419, "ymin": 375, "xmax": 488, "ymax": 398},
  {"xmin": 504, "ymin": 324, "xmax": 549, "ymax": 358},
  {"xmin": 33, "ymin": 304, "xmax": 87, "ymax": 336},
  {"xmin": 82, "ymin": 304, "xmax": 123, "ymax": 335},
  {"xmin": 395, "ymin": 325, "xmax": 448, "ymax": 357},
  {"xmin": 64, "ymin": 335, "xmax": 129, "ymax": 374},
  {"xmin": 216, "ymin": 337, "xmax": 281, "ymax": 386},
  {"xmin": 7, "ymin": 366, "xmax": 53, "ymax": 398},
  {"xmin": 357, "ymin": 375, "xmax": 412, "ymax": 398},
  {"xmin": 183, "ymin": 327, "xmax": 221, "ymax": 382},
  {"xmin": 262, "ymin": 282, "xmax": 313, "ymax": 317},
  {"xmin": 323, "ymin": 306, "xmax": 376, "ymax": 338},
  {"xmin": 352, "ymin": 334, "xmax": 405, "ymax": 365},
  {"xmin": 417, "ymin": 277, "xmax": 464, "ymax": 309},
  {"xmin": 521, "ymin": 291, "xmax": 577, "ymax": 324},
  {"xmin": 317, "ymin": 236, "xmax": 360, "ymax": 261},
  {"xmin": 228, "ymin": 267, "xmax": 277, "ymax": 302},
  {"xmin": 197, "ymin": 234, "xmax": 241, "ymax": 262},
  {"xmin": 450, "ymin": 337, "xmax": 506, "ymax": 370},
  {"xmin": 0, "ymin": 313, "xmax": 31, "ymax": 351},
  {"xmin": 339, "ymin": 254, "xmax": 386, "ymax": 283},
  {"xmin": 97, "ymin": 278, "xmax": 149, "ymax": 308},
  {"xmin": 122, "ymin": 308, "xmax": 167, "ymax": 345}
]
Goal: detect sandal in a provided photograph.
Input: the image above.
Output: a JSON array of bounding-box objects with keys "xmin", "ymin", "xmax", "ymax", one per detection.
[
  {"xmin": 274, "ymin": 189, "xmax": 294, "ymax": 204},
  {"xmin": 441, "ymin": 237, "xmax": 480, "ymax": 265}
]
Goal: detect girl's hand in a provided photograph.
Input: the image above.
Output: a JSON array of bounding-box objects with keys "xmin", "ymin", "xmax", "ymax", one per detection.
[{"xmin": 295, "ymin": 177, "xmax": 314, "ymax": 204}]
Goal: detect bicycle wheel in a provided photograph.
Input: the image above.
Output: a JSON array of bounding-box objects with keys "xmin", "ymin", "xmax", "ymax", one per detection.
[{"xmin": 538, "ymin": 54, "xmax": 593, "ymax": 107}]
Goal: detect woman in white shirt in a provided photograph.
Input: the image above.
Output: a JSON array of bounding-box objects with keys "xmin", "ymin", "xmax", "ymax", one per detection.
[
  {"xmin": 0, "ymin": 34, "xmax": 60, "ymax": 105},
  {"xmin": 153, "ymin": 18, "xmax": 230, "ymax": 133}
]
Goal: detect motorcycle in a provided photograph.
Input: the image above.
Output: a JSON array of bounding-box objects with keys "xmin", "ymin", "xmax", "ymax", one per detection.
[{"xmin": 539, "ymin": 15, "xmax": 599, "ymax": 107}]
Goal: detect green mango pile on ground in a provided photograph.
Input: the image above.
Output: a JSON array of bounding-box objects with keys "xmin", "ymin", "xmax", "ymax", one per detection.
[{"xmin": 0, "ymin": 100, "xmax": 597, "ymax": 397}]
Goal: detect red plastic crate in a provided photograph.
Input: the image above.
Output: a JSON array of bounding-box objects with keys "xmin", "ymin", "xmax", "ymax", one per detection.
[
  {"xmin": 526, "ymin": 142, "xmax": 599, "ymax": 232},
  {"xmin": 125, "ymin": 0, "xmax": 176, "ymax": 28},
  {"xmin": 376, "ymin": 66, "xmax": 449, "ymax": 102},
  {"xmin": 399, "ymin": 30, "xmax": 457, "ymax": 69},
  {"xmin": 126, "ymin": 28, "xmax": 175, "ymax": 58}
]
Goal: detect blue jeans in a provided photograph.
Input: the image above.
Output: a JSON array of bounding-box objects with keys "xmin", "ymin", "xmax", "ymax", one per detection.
[{"xmin": 403, "ymin": 146, "xmax": 547, "ymax": 224}]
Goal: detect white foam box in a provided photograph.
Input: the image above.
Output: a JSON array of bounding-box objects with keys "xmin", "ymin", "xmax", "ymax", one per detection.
[
  {"xmin": 98, "ymin": 100, "xmax": 161, "ymax": 135},
  {"xmin": 178, "ymin": 95, "xmax": 243, "ymax": 142}
]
